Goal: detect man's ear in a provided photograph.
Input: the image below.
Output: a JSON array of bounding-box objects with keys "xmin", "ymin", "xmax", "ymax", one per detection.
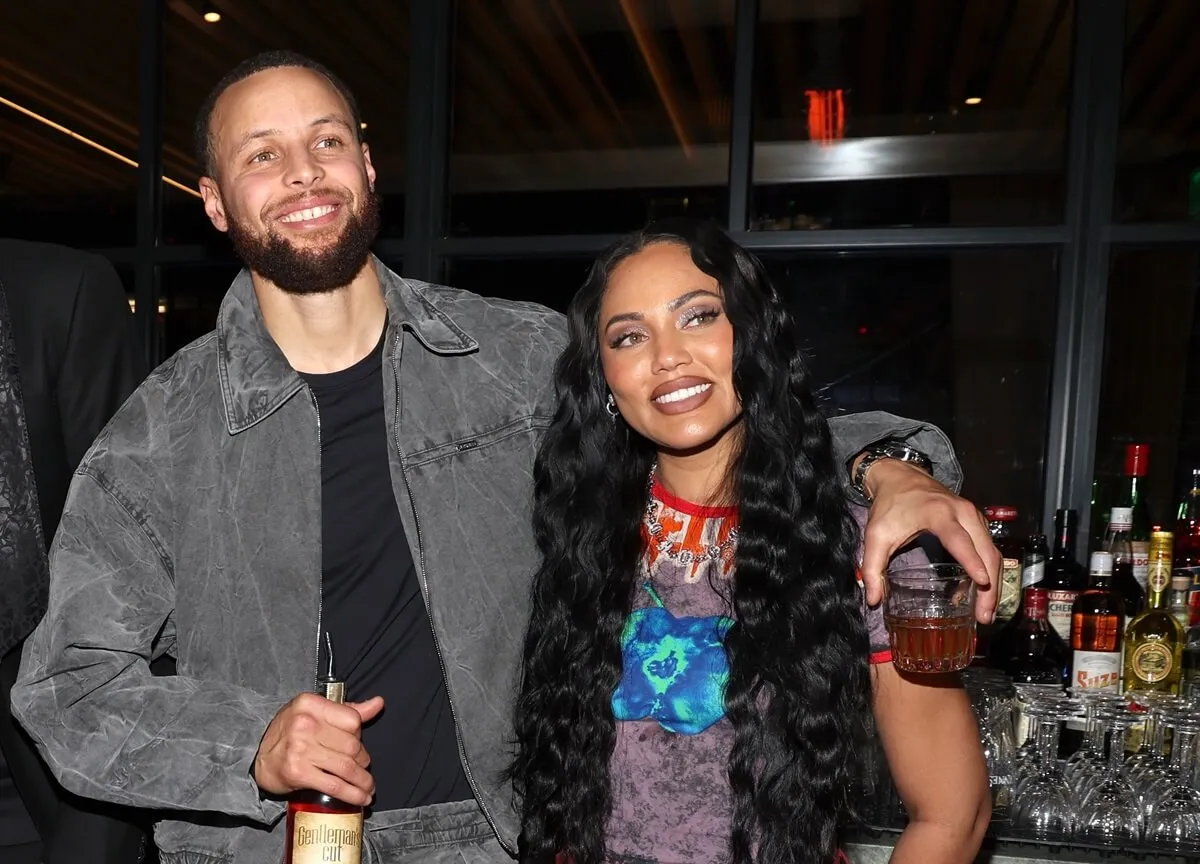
[{"xmin": 199, "ymin": 176, "xmax": 229, "ymax": 232}]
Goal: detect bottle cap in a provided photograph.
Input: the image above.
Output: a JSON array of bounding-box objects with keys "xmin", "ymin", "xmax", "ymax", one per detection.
[
  {"xmin": 1089, "ymin": 550, "xmax": 1114, "ymax": 575},
  {"xmin": 1171, "ymin": 573, "xmax": 1192, "ymax": 591},
  {"xmin": 1124, "ymin": 443, "xmax": 1150, "ymax": 478},
  {"xmin": 984, "ymin": 506, "xmax": 1018, "ymax": 521},
  {"xmin": 1109, "ymin": 507, "xmax": 1133, "ymax": 530},
  {"xmin": 316, "ymin": 632, "xmax": 345, "ymax": 705}
]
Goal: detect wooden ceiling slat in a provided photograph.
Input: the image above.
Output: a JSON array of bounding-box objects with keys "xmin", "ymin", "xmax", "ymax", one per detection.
[
  {"xmin": 0, "ymin": 1, "xmax": 1195, "ymax": 200},
  {"xmin": 1017, "ymin": 0, "xmax": 1073, "ymax": 129},
  {"xmin": 1123, "ymin": 1, "xmax": 1195, "ymax": 133}
]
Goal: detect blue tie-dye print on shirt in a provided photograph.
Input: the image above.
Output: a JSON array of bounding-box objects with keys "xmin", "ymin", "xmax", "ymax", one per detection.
[{"xmin": 612, "ymin": 584, "xmax": 733, "ymax": 735}]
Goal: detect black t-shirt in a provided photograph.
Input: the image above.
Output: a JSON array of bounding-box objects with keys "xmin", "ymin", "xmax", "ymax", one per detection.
[{"xmin": 301, "ymin": 334, "xmax": 472, "ymax": 812}]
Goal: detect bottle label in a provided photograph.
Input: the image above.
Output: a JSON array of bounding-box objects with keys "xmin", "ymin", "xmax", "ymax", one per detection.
[
  {"xmin": 291, "ymin": 811, "xmax": 362, "ymax": 864},
  {"xmin": 997, "ymin": 558, "xmax": 1021, "ymax": 620},
  {"xmin": 1132, "ymin": 541, "xmax": 1149, "ymax": 591},
  {"xmin": 1021, "ymin": 561, "xmax": 1045, "ymax": 590},
  {"xmin": 1072, "ymin": 650, "xmax": 1121, "ymax": 691},
  {"xmin": 1047, "ymin": 590, "xmax": 1077, "ymax": 642},
  {"xmin": 1147, "ymin": 560, "xmax": 1171, "ymax": 594},
  {"xmin": 1131, "ymin": 641, "xmax": 1174, "ymax": 683}
]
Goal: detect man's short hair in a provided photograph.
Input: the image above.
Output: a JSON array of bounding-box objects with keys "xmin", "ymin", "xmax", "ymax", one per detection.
[{"xmin": 193, "ymin": 49, "xmax": 363, "ymax": 178}]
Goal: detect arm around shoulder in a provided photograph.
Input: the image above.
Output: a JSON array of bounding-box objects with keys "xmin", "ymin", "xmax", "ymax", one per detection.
[
  {"xmin": 12, "ymin": 469, "xmax": 289, "ymax": 823},
  {"xmin": 826, "ymin": 410, "xmax": 962, "ymax": 495}
]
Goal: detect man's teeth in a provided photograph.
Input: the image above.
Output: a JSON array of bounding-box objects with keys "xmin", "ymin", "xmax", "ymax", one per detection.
[
  {"xmin": 280, "ymin": 204, "xmax": 336, "ymax": 223},
  {"xmin": 654, "ymin": 383, "xmax": 711, "ymax": 404}
]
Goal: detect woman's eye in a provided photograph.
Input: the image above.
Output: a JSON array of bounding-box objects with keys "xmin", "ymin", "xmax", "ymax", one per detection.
[
  {"xmin": 610, "ymin": 331, "xmax": 645, "ymax": 349},
  {"xmin": 683, "ymin": 308, "xmax": 721, "ymax": 327}
]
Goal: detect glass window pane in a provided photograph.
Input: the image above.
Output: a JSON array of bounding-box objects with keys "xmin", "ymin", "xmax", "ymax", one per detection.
[
  {"xmin": 0, "ymin": 2, "xmax": 139, "ymax": 246},
  {"xmin": 1093, "ymin": 248, "xmax": 1200, "ymax": 544},
  {"xmin": 448, "ymin": 249, "xmax": 1056, "ymax": 531},
  {"xmin": 162, "ymin": 2, "xmax": 409, "ymax": 249},
  {"xmin": 1115, "ymin": 0, "xmax": 1200, "ymax": 222},
  {"xmin": 449, "ymin": 1, "xmax": 736, "ymax": 236},
  {"xmin": 752, "ymin": 0, "xmax": 1073, "ymax": 230},
  {"xmin": 761, "ymin": 250, "xmax": 1057, "ymax": 529},
  {"xmin": 159, "ymin": 263, "xmax": 242, "ymax": 358}
]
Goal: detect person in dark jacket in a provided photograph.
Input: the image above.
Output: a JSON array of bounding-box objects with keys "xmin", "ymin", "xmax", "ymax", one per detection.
[{"xmin": 0, "ymin": 238, "xmax": 149, "ymax": 864}]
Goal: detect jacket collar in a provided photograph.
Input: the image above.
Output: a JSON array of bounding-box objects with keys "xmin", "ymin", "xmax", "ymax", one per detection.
[{"xmin": 216, "ymin": 256, "xmax": 477, "ymax": 434}]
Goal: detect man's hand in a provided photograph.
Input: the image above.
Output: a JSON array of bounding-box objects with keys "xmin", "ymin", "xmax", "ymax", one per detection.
[
  {"xmin": 254, "ymin": 693, "xmax": 384, "ymax": 806},
  {"xmin": 857, "ymin": 459, "xmax": 1001, "ymax": 624}
]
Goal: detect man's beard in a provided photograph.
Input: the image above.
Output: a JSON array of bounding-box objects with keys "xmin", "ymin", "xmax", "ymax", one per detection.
[{"xmin": 227, "ymin": 188, "xmax": 382, "ymax": 296}]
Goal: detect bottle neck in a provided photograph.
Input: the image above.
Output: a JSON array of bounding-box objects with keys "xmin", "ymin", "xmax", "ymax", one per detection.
[
  {"xmin": 1022, "ymin": 590, "xmax": 1049, "ymax": 621},
  {"xmin": 1106, "ymin": 527, "xmax": 1133, "ymax": 558},
  {"xmin": 1052, "ymin": 521, "xmax": 1075, "ymax": 559},
  {"xmin": 1145, "ymin": 589, "xmax": 1167, "ymax": 610}
]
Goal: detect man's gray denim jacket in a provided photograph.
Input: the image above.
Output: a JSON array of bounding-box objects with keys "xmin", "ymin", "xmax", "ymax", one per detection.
[{"xmin": 12, "ymin": 259, "xmax": 962, "ymax": 863}]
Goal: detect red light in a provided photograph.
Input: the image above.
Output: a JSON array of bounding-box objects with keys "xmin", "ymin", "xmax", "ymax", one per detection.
[
  {"xmin": 858, "ymin": 326, "xmax": 869, "ymax": 335},
  {"xmin": 806, "ymin": 89, "xmax": 846, "ymax": 145}
]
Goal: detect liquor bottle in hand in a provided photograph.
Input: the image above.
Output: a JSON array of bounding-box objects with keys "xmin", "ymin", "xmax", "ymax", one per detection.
[{"xmin": 286, "ymin": 635, "xmax": 363, "ymax": 864}]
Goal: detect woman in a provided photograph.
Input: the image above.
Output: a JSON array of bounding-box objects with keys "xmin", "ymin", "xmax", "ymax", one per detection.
[{"xmin": 509, "ymin": 218, "xmax": 989, "ymax": 864}]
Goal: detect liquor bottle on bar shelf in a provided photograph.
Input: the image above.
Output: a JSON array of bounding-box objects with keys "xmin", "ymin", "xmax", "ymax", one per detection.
[
  {"xmin": 1185, "ymin": 620, "xmax": 1200, "ymax": 700},
  {"xmin": 286, "ymin": 634, "xmax": 363, "ymax": 864},
  {"xmin": 1176, "ymin": 467, "xmax": 1200, "ymax": 626},
  {"xmin": 975, "ymin": 506, "xmax": 1024, "ymax": 663},
  {"xmin": 987, "ymin": 535, "xmax": 1051, "ymax": 669},
  {"xmin": 984, "ymin": 506, "xmax": 1024, "ymax": 624},
  {"xmin": 1169, "ymin": 572, "xmax": 1191, "ymax": 631},
  {"xmin": 1105, "ymin": 507, "xmax": 1146, "ymax": 618},
  {"xmin": 1002, "ymin": 587, "xmax": 1070, "ymax": 687},
  {"xmin": 1116, "ymin": 443, "xmax": 1153, "ymax": 594},
  {"xmin": 1021, "ymin": 533, "xmax": 1048, "ymax": 594},
  {"xmin": 1037, "ymin": 508, "xmax": 1087, "ymax": 644},
  {"xmin": 1070, "ymin": 551, "xmax": 1125, "ymax": 692},
  {"xmin": 1122, "ymin": 531, "xmax": 1185, "ymax": 696}
]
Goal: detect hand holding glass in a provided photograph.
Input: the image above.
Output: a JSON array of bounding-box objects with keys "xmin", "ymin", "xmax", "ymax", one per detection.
[{"xmin": 885, "ymin": 563, "xmax": 977, "ymax": 673}]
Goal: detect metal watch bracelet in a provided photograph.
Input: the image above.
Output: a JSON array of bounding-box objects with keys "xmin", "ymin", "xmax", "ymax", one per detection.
[{"xmin": 851, "ymin": 441, "xmax": 934, "ymax": 504}]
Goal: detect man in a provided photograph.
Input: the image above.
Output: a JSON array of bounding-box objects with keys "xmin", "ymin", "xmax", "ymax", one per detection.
[
  {"xmin": 13, "ymin": 52, "xmax": 998, "ymax": 863},
  {"xmin": 0, "ymin": 239, "xmax": 149, "ymax": 864}
]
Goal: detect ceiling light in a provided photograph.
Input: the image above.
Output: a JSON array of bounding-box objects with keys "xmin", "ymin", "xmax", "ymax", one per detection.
[
  {"xmin": 203, "ymin": 4, "xmax": 221, "ymax": 23},
  {"xmin": 964, "ymin": 96, "xmax": 982, "ymax": 105}
]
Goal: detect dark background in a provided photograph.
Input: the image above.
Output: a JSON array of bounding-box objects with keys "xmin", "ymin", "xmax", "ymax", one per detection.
[{"xmin": 1, "ymin": 0, "xmax": 1196, "ymax": 553}]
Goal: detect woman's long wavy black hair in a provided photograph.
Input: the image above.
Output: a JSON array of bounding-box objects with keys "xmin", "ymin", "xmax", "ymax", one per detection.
[{"xmin": 509, "ymin": 218, "xmax": 872, "ymax": 864}]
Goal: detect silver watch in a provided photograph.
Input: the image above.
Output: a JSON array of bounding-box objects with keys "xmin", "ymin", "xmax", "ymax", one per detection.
[{"xmin": 851, "ymin": 440, "xmax": 933, "ymax": 504}]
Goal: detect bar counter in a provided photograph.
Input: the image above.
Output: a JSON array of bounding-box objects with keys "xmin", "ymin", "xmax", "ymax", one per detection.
[{"xmin": 844, "ymin": 827, "xmax": 1196, "ymax": 863}]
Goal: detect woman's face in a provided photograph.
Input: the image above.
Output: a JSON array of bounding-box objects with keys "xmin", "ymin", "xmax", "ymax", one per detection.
[{"xmin": 598, "ymin": 242, "xmax": 741, "ymax": 454}]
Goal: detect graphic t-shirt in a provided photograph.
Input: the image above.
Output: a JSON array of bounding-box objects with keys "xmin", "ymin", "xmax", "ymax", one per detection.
[{"xmin": 606, "ymin": 480, "xmax": 896, "ymax": 864}]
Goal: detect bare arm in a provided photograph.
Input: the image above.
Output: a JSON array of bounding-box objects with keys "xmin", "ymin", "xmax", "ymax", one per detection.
[{"xmin": 871, "ymin": 664, "xmax": 990, "ymax": 864}]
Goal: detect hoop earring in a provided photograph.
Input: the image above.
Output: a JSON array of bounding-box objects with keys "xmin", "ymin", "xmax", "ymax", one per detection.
[{"xmin": 605, "ymin": 394, "xmax": 619, "ymax": 418}]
